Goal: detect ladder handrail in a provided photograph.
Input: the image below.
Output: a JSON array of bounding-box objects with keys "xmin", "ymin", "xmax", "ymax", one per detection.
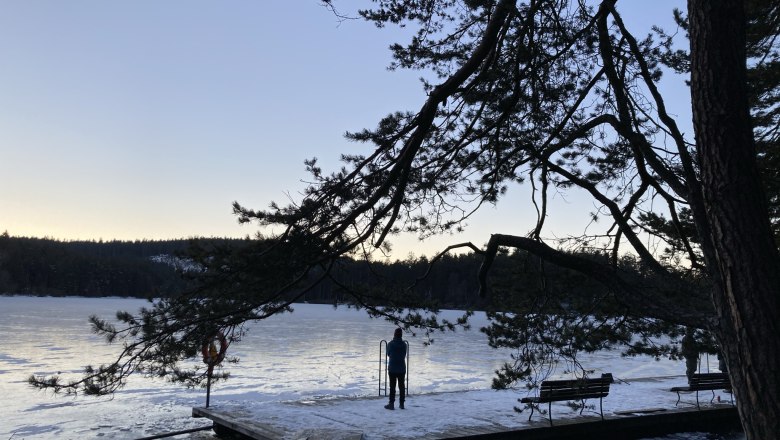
[{"xmin": 379, "ymin": 340, "xmax": 387, "ymax": 396}]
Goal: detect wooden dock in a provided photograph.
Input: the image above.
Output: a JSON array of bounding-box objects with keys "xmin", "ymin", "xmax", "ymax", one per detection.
[{"xmin": 193, "ymin": 397, "xmax": 741, "ymax": 440}]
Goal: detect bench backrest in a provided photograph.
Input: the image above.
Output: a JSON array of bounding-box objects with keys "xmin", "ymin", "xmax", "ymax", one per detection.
[
  {"xmin": 690, "ymin": 372, "xmax": 730, "ymax": 388},
  {"xmin": 539, "ymin": 377, "xmax": 611, "ymax": 400}
]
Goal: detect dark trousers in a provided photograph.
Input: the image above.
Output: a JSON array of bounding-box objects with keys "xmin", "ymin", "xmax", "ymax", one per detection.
[{"xmin": 389, "ymin": 372, "xmax": 405, "ymax": 404}]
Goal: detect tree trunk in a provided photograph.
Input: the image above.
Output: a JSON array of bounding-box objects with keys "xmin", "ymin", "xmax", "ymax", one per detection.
[{"xmin": 688, "ymin": 0, "xmax": 780, "ymax": 438}]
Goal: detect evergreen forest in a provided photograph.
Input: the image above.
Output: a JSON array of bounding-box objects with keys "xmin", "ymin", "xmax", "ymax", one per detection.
[{"xmin": 0, "ymin": 232, "xmax": 601, "ymax": 309}]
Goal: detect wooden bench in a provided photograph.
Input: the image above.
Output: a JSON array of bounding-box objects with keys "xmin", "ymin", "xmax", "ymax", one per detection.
[
  {"xmin": 670, "ymin": 372, "xmax": 733, "ymax": 409},
  {"xmin": 520, "ymin": 374, "xmax": 612, "ymax": 426}
]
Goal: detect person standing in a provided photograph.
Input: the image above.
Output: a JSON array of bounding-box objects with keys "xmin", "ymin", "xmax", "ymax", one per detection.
[
  {"xmin": 681, "ymin": 327, "xmax": 699, "ymax": 381},
  {"xmin": 385, "ymin": 328, "xmax": 407, "ymax": 410}
]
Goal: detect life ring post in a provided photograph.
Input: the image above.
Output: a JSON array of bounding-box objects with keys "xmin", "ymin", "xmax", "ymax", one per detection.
[{"xmin": 201, "ymin": 331, "xmax": 228, "ymax": 408}]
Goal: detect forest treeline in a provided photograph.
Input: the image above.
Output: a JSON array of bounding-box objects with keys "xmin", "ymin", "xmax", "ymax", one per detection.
[
  {"xmin": 0, "ymin": 232, "xmax": 200, "ymax": 297},
  {"xmin": 0, "ymin": 232, "xmax": 603, "ymax": 309}
]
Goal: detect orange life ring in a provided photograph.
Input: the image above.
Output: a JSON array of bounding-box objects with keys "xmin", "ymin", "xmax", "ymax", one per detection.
[{"xmin": 201, "ymin": 331, "xmax": 228, "ymax": 367}]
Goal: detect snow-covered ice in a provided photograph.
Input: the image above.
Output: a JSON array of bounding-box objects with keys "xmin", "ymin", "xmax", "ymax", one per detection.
[{"xmin": 0, "ymin": 297, "xmax": 743, "ymax": 440}]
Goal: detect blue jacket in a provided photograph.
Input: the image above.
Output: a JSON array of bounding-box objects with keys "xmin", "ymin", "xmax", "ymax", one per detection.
[{"xmin": 386, "ymin": 336, "xmax": 407, "ymax": 374}]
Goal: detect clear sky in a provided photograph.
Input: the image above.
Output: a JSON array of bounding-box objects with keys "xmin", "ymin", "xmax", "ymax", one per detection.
[{"xmin": 0, "ymin": 1, "xmax": 689, "ymax": 257}]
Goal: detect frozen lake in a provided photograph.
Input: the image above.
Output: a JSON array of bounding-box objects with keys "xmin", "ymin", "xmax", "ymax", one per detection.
[{"xmin": 0, "ymin": 296, "xmax": 738, "ymax": 439}]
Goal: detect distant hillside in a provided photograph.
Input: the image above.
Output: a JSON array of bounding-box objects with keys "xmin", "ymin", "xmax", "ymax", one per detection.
[
  {"xmin": 0, "ymin": 233, "xmax": 493, "ymax": 307},
  {"xmin": 0, "ymin": 233, "xmax": 599, "ymax": 309},
  {"xmin": 0, "ymin": 233, "xmax": 241, "ymax": 297}
]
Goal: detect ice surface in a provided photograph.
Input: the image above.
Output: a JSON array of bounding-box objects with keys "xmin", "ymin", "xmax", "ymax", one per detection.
[{"xmin": 0, "ymin": 297, "xmax": 742, "ymax": 439}]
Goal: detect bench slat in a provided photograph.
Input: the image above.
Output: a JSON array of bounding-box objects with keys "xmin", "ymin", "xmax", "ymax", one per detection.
[{"xmin": 685, "ymin": 373, "xmax": 730, "ymax": 391}]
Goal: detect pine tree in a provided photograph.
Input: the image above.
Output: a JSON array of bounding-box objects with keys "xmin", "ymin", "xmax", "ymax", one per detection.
[{"xmin": 32, "ymin": 2, "xmax": 780, "ymax": 437}]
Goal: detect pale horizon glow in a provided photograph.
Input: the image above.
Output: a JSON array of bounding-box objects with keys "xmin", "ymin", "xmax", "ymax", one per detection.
[{"xmin": 0, "ymin": 1, "xmax": 689, "ymax": 257}]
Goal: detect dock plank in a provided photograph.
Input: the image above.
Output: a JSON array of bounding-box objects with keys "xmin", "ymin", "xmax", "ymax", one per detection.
[
  {"xmin": 192, "ymin": 391, "xmax": 740, "ymax": 440},
  {"xmin": 193, "ymin": 407, "xmax": 286, "ymax": 440}
]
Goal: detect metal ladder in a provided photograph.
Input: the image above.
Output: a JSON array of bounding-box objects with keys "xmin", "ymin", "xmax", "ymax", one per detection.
[{"xmin": 378, "ymin": 339, "xmax": 410, "ymax": 396}]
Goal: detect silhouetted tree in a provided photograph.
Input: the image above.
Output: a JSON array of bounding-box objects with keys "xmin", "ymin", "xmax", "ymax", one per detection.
[{"xmin": 32, "ymin": 2, "xmax": 780, "ymax": 437}]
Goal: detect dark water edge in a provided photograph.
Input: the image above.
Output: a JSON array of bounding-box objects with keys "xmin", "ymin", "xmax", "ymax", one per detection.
[{"xmin": 641, "ymin": 431, "xmax": 745, "ymax": 440}]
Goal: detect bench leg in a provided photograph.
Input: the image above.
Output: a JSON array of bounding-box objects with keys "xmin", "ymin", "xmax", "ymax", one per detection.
[
  {"xmin": 695, "ymin": 390, "xmax": 700, "ymax": 410},
  {"xmin": 675, "ymin": 391, "xmax": 681, "ymax": 407},
  {"xmin": 527, "ymin": 403, "xmax": 535, "ymax": 421},
  {"xmin": 599, "ymin": 396, "xmax": 604, "ymax": 421},
  {"xmin": 548, "ymin": 401, "xmax": 553, "ymax": 427}
]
